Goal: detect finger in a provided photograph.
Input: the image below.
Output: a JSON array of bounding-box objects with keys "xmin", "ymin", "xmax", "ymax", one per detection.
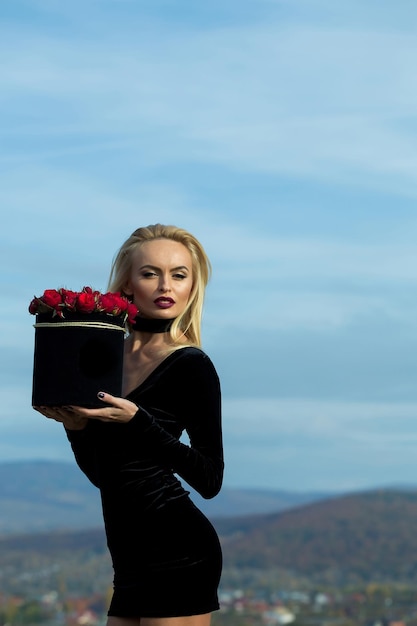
[
  {"xmin": 71, "ymin": 405, "xmax": 114, "ymax": 420},
  {"xmin": 97, "ymin": 391, "xmax": 121, "ymax": 406},
  {"xmin": 97, "ymin": 392, "xmax": 138, "ymax": 412},
  {"xmin": 48, "ymin": 412, "xmax": 63, "ymax": 422},
  {"xmin": 34, "ymin": 406, "xmax": 53, "ymax": 418},
  {"xmin": 54, "ymin": 407, "xmax": 76, "ymax": 420},
  {"xmin": 95, "ymin": 394, "xmax": 138, "ymax": 422}
]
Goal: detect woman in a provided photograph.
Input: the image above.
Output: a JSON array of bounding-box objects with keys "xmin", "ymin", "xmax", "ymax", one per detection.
[{"xmin": 36, "ymin": 224, "xmax": 224, "ymax": 626}]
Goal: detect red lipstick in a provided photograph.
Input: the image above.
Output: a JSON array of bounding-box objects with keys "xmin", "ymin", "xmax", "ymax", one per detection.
[{"xmin": 154, "ymin": 297, "xmax": 175, "ymax": 309}]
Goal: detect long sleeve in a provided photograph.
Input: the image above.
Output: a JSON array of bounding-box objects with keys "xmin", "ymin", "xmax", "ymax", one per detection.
[
  {"xmin": 126, "ymin": 349, "xmax": 223, "ymax": 499},
  {"xmin": 65, "ymin": 424, "xmax": 100, "ymax": 488}
]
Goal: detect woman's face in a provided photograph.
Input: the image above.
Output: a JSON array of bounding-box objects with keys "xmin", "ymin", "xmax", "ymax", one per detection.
[{"xmin": 125, "ymin": 239, "xmax": 194, "ymax": 319}]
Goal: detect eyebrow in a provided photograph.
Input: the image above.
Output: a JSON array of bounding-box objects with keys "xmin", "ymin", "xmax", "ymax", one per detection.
[{"xmin": 139, "ymin": 264, "xmax": 190, "ymax": 272}]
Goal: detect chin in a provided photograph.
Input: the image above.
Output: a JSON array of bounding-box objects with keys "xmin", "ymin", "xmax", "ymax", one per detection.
[{"xmin": 152, "ymin": 310, "xmax": 177, "ymax": 318}]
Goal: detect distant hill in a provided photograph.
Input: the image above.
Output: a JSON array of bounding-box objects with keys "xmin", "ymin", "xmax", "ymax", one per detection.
[
  {"xmin": 218, "ymin": 488, "xmax": 417, "ymax": 583},
  {"xmin": 0, "ymin": 460, "xmax": 101, "ymax": 535},
  {"xmin": 3, "ymin": 488, "xmax": 417, "ymax": 594},
  {"xmin": 0, "ymin": 460, "xmax": 331, "ymax": 535}
]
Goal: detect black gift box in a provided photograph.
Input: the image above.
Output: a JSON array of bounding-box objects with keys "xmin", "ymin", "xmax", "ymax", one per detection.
[{"xmin": 32, "ymin": 312, "xmax": 126, "ymax": 407}]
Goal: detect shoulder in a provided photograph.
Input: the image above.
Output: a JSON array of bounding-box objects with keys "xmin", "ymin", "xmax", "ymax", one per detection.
[
  {"xmin": 174, "ymin": 345, "xmax": 209, "ymax": 360},
  {"xmin": 168, "ymin": 346, "xmax": 219, "ymax": 378},
  {"xmin": 168, "ymin": 347, "xmax": 221, "ymax": 403}
]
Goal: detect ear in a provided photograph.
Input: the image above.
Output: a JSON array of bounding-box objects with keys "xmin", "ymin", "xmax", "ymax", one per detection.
[{"xmin": 123, "ymin": 280, "xmax": 133, "ymax": 296}]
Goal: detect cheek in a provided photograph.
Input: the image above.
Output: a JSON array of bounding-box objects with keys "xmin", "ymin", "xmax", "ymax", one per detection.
[
  {"xmin": 135, "ymin": 284, "xmax": 151, "ymax": 298},
  {"xmin": 129, "ymin": 282, "xmax": 152, "ymax": 304},
  {"xmin": 184, "ymin": 282, "xmax": 194, "ymax": 301}
]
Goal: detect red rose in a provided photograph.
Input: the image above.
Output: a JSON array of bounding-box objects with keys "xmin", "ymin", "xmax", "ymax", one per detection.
[
  {"xmin": 42, "ymin": 289, "xmax": 63, "ymax": 310},
  {"xmin": 98, "ymin": 293, "xmax": 120, "ymax": 314},
  {"xmin": 29, "ymin": 286, "xmax": 136, "ymax": 322},
  {"xmin": 28, "ymin": 297, "xmax": 39, "ymax": 314},
  {"xmin": 127, "ymin": 303, "xmax": 138, "ymax": 324},
  {"xmin": 60, "ymin": 288, "xmax": 78, "ymax": 310},
  {"xmin": 113, "ymin": 295, "xmax": 129, "ymax": 314},
  {"xmin": 76, "ymin": 292, "xmax": 97, "ymax": 313}
]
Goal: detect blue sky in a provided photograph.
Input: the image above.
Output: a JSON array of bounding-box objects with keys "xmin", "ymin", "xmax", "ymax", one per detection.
[{"xmin": 2, "ymin": 0, "xmax": 417, "ymax": 492}]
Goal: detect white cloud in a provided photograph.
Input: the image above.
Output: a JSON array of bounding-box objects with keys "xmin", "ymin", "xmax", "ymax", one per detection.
[
  {"xmin": 3, "ymin": 392, "xmax": 417, "ymax": 491},
  {"xmin": 222, "ymin": 397, "xmax": 417, "ymax": 490},
  {"xmin": 224, "ymin": 397, "xmax": 417, "ymax": 446},
  {"xmin": 2, "ymin": 0, "xmax": 417, "ymax": 491},
  {"xmin": 2, "ymin": 161, "xmax": 417, "ymax": 341},
  {"xmin": 2, "ymin": 5, "xmax": 417, "ymax": 194}
]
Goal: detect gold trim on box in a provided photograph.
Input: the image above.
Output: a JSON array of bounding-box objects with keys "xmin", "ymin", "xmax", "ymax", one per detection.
[{"xmin": 33, "ymin": 321, "xmax": 126, "ymax": 331}]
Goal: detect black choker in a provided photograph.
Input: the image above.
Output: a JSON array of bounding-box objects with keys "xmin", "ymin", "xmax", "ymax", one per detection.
[{"xmin": 132, "ymin": 317, "xmax": 175, "ymax": 333}]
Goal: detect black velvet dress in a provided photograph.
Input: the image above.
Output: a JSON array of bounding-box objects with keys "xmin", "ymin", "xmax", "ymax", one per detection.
[{"xmin": 65, "ymin": 346, "xmax": 224, "ymax": 618}]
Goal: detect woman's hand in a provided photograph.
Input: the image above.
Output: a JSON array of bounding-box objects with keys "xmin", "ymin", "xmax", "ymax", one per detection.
[
  {"xmin": 34, "ymin": 393, "xmax": 138, "ymax": 427},
  {"xmin": 74, "ymin": 392, "xmax": 139, "ymax": 423},
  {"xmin": 33, "ymin": 406, "xmax": 88, "ymax": 430}
]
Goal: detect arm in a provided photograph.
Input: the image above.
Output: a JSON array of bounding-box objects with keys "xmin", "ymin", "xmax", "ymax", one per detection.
[
  {"xmin": 57, "ymin": 350, "xmax": 223, "ymax": 496},
  {"xmin": 127, "ymin": 351, "xmax": 223, "ymax": 498},
  {"xmin": 65, "ymin": 423, "xmax": 101, "ymax": 488}
]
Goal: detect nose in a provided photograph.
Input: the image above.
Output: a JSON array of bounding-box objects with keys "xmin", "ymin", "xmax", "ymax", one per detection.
[{"xmin": 159, "ymin": 274, "xmax": 172, "ymax": 292}]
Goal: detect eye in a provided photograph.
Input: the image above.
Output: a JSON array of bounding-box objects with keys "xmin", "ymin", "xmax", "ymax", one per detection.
[
  {"xmin": 173, "ymin": 273, "xmax": 187, "ymax": 280},
  {"xmin": 142, "ymin": 271, "xmax": 158, "ymax": 278}
]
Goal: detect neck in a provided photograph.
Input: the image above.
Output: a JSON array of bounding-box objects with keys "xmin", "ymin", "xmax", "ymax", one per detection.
[{"xmin": 131, "ymin": 316, "xmax": 175, "ymax": 333}]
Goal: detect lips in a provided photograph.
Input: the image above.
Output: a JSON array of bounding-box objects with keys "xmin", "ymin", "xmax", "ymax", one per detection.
[{"xmin": 154, "ymin": 297, "xmax": 175, "ymax": 309}]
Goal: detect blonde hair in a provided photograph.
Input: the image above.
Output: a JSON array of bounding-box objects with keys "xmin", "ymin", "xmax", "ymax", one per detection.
[{"xmin": 108, "ymin": 224, "xmax": 211, "ymax": 347}]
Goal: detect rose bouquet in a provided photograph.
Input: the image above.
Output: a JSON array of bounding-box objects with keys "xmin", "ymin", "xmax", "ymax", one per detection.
[
  {"xmin": 29, "ymin": 286, "xmax": 138, "ymax": 324},
  {"xmin": 30, "ymin": 287, "xmax": 137, "ymax": 407}
]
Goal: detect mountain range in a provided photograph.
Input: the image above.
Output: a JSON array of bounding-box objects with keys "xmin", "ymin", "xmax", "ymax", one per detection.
[
  {"xmin": 218, "ymin": 488, "xmax": 417, "ymax": 583},
  {"xmin": 0, "ymin": 460, "xmax": 332, "ymax": 535},
  {"xmin": 2, "ymin": 468, "xmax": 417, "ymax": 591}
]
